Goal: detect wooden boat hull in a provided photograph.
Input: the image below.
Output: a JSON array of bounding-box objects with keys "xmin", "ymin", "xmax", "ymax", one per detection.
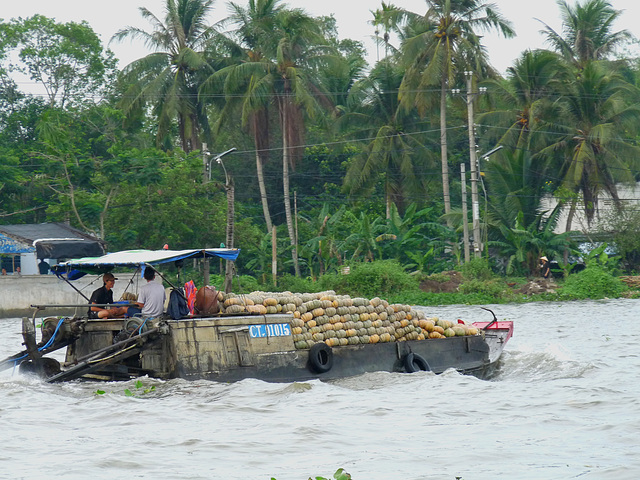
[{"xmin": 45, "ymin": 313, "xmax": 513, "ymax": 383}]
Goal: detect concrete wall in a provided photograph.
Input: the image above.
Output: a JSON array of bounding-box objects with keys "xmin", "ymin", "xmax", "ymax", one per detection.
[{"xmin": 0, "ymin": 274, "xmax": 137, "ymax": 318}]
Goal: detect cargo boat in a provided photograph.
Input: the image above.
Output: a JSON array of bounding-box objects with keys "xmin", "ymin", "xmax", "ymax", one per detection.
[{"xmin": 0, "ymin": 249, "xmax": 513, "ymax": 383}]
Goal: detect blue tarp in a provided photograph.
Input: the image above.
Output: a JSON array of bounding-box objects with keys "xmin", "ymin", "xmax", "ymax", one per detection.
[{"xmin": 0, "ymin": 233, "xmax": 34, "ymax": 254}]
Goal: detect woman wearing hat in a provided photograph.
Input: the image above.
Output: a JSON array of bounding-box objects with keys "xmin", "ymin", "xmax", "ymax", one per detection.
[
  {"xmin": 540, "ymin": 256, "xmax": 551, "ymax": 279},
  {"xmin": 88, "ymin": 273, "xmax": 129, "ymax": 319}
]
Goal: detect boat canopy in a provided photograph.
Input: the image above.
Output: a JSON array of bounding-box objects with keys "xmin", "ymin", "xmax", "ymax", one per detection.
[{"xmin": 51, "ymin": 248, "xmax": 240, "ymax": 279}]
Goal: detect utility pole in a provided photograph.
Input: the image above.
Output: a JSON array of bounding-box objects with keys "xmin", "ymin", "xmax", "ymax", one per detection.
[
  {"xmin": 461, "ymin": 163, "xmax": 470, "ymax": 263},
  {"xmin": 478, "ymin": 145, "xmax": 504, "ymax": 257},
  {"xmin": 214, "ymin": 148, "xmax": 237, "ymax": 293},
  {"xmin": 202, "ymin": 146, "xmax": 237, "ymax": 290},
  {"xmin": 202, "ymin": 143, "xmax": 209, "ymax": 286},
  {"xmin": 466, "ymin": 71, "xmax": 481, "ymax": 257},
  {"xmin": 202, "ymin": 142, "xmax": 208, "ymax": 185},
  {"xmin": 453, "ymin": 73, "xmax": 487, "ymax": 258}
]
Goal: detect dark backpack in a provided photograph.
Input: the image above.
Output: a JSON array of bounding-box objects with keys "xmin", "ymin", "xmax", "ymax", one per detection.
[{"xmin": 167, "ymin": 288, "xmax": 189, "ymax": 320}]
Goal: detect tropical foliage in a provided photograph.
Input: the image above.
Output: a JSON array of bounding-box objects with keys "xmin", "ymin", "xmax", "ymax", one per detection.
[{"xmin": 2, "ymin": 0, "xmax": 640, "ymax": 288}]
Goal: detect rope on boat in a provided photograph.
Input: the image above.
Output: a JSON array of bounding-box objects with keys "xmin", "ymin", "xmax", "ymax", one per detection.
[
  {"xmin": 137, "ymin": 318, "xmax": 150, "ymax": 334},
  {"xmin": 86, "ymin": 344, "xmax": 138, "ymax": 364}
]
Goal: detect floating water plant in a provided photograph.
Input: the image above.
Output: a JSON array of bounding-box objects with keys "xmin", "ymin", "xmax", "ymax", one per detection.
[{"xmin": 94, "ymin": 379, "xmax": 156, "ymax": 396}]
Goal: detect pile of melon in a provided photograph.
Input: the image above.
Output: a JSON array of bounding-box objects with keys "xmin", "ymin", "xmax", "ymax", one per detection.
[{"xmin": 218, "ymin": 290, "xmax": 479, "ymax": 350}]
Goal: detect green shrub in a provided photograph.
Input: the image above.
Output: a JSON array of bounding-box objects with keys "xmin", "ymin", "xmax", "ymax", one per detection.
[
  {"xmin": 558, "ymin": 266, "xmax": 626, "ymax": 299},
  {"xmin": 459, "ymin": 257, "xmax": 493, "ymax": 280},
  {"xmin": 232, "ymin": 275, "xmax": 261, "ymax": 293},
  {"xmin": 421, "ymin": 272, "xmax": 451, "ymax": 284},
  {"xmin": 318, "ymin": 260, "xmax": 420, "ymax": 298},
  {"xmin": 272, "ymin": 274, "xmax": 323, "ymax": 294}
]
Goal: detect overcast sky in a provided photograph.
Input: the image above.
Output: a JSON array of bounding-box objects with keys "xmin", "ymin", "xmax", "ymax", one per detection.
[{"xmin": 3, "ymin": 0, "xmax": 640, "ymax": 89}]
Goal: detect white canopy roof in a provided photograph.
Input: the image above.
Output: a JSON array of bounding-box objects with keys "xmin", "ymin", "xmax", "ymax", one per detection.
[{"xmin": 52, "ymin": 248, "xmax": 239, "ymax": 277}]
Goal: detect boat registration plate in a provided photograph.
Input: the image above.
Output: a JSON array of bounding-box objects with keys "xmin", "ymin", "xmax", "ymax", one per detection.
[{"xmin": 249, "ymin": 324, "xmax": 292, "ymax": 338}]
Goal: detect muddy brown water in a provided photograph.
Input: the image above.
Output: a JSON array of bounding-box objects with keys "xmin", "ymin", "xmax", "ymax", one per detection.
[{"xmin": 1, "ymin": 299, "xmax": 639, "ymax": 480}]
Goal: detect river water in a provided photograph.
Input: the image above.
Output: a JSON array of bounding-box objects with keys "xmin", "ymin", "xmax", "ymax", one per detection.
[{"xmin": 1, "ymin": 299, "xmax": 639, "ymax": 480}]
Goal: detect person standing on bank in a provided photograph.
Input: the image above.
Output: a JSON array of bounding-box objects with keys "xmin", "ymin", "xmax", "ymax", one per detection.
[
  {"xmin": 540, "ymin": 256, "xmax": 551, "ymax": 279},
  {"xmin": 88, "ymin": 273, "xmax": 128, "ymax": 318},
  {"xmin": 136, "ymin": 267, "xmax": 165, "ymax": 317},
  {"xmin": 38, "ymin": 258, "xmax": 50, "ymax": 274}
]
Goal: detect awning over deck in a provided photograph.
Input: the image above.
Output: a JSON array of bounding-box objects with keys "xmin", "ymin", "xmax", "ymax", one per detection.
[{"xmin": 51, "ymin": 248, "xmax": 240, "ymax": 279}]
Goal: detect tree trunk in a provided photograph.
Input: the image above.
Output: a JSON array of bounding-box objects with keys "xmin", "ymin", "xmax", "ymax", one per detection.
[
  {"xmin": 564, "ymin": 197, "xmax": 578, "ymax": 265},
  {"xmin": 565, "ymin": 197, "xmax": 577, "ymax": 233},
  {"xmin": 252, "ymin": 115, "xmax": 273, "ymax": 233},
  {"xmin": 281, "ymin": 101, "xmax": 300, "ymax": 276},
  {"xmin": 178, "ymin": 114, "xmax": 188, "ymax": 152},
  {"xmin": 440, "ymin": 76, "xmax": 451, "ymax": 220},
  {"xmin": 256, "ymin": 149, "xmax": 273, "ymax": 233}
]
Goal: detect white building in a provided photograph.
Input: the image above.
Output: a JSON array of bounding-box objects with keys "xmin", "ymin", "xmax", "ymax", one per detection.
[{"xmin": 540, "ymin": 183, "xmax": 640, "ymax": 236}]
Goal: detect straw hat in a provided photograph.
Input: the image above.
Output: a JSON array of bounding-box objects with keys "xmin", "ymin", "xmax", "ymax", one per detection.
[{"xmin": 540, "ymin": 256, "xmax": 548, "ymax": 262}]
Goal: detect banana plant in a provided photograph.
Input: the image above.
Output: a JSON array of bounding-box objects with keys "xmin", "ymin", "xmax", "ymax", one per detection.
[{"xmin": 489, "ymin": 207, "xmax": 576, "ymax": 275}]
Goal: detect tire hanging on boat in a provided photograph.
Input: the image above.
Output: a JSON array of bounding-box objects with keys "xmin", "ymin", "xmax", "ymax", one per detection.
[
  {"xmin": 403, "ymin": 352, "xmax": 430, "ymax": 373},
  {"xmin": 308, "ymin": 342, "xmax": 334, "ymax": 373}
]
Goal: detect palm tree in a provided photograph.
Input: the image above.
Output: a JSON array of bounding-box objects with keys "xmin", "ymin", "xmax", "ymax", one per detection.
[
  {"xmin": 534, "ymin": 0, "xmax": 638, "ymax": 232},
  {"xmin": 206, "ymin": 4, "xmax": 329, "ymax": 276},
  {"xmin": 478, "ymin": 49, "xmax": 568, "ymax": 151},
  {"xmin": 315, "ymin": 16, "xmax": 368, "ymax": 115},
  {"xmin": 112, "ymin": 0, "xmax": 221, "ymax": 152},
  {"xmin": 370, "ymin": 2, "xmax": 404, "ymax": 62},
  {"xmin": 538, "ymin": 0, "xmax": 632, "ymax": 68},
  {"xmin": 484, "ymin": 148, "xmax": 549, "ymax": 234},
  {"xmin": 203, "ymin": 0, "xmax": 285, "ymax": 233},
  {"xmin": 397, "ymin": 0, "xmax": 514, "ymax": 218},
  {"xmin": 275, "ymin": 10, "xmax": 329, "ymax": 276},
  {"xmin": 539, "ymin": 61, "xmax": 640, "ymax": 228},
  {"xmin": 342, "ymin": 59, "xmax": 435, "ymax": 217}
]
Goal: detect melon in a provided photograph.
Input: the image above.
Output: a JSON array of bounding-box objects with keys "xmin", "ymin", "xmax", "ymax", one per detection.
[{"xmin": 452, "ymin": 326, "xmax": 466, "ymax": 336}]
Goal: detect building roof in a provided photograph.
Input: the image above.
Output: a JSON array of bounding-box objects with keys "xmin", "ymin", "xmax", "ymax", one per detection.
[{"xmin": 0, "ymin": 222, "xmax": 105, "ymax": 258}]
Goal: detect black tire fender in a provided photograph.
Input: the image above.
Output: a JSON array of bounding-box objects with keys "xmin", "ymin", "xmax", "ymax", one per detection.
[
  {"xmin": 404, "ymin": 352, "xmax": 430, "ymax": 373},
  {"xmin": 308, "ymin": 342, "xmax": 334, "ymax": 374}
]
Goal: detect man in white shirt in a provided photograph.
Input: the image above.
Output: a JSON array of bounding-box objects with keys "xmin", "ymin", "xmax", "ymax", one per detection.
[{"xmin": 136, "ymin": 267, "xmax": 166, "ymax": 317}]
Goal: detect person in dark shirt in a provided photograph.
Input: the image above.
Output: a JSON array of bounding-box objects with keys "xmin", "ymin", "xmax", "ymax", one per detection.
[
  {"xmin": 38, "ymin": 259, "xmax": 50, "ymax": 274},
  {"xmin": 540, "ymin": 256, "xmax": 551, "ymax": 279},
  {"xmin": 88, "ymin": 273, "xmax": 128, "ymax": 318}
]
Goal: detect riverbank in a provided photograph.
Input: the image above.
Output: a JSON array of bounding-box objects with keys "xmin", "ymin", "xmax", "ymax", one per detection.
[
  {"xmin": 386, "ymin": 269, "xmax": 640, "ymax": 306},
  {"xmin": 0, "ymin": 274, "xmax": 132, "ymax": 318},
  {"xmin": 2, "ymin": 266, "xmax": 638, "ymax": 319}
]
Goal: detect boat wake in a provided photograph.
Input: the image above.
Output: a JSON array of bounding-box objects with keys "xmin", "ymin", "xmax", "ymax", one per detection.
[{"xmin": 496, "ymin": 347, "xmax": 595, "ymax": 382}]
